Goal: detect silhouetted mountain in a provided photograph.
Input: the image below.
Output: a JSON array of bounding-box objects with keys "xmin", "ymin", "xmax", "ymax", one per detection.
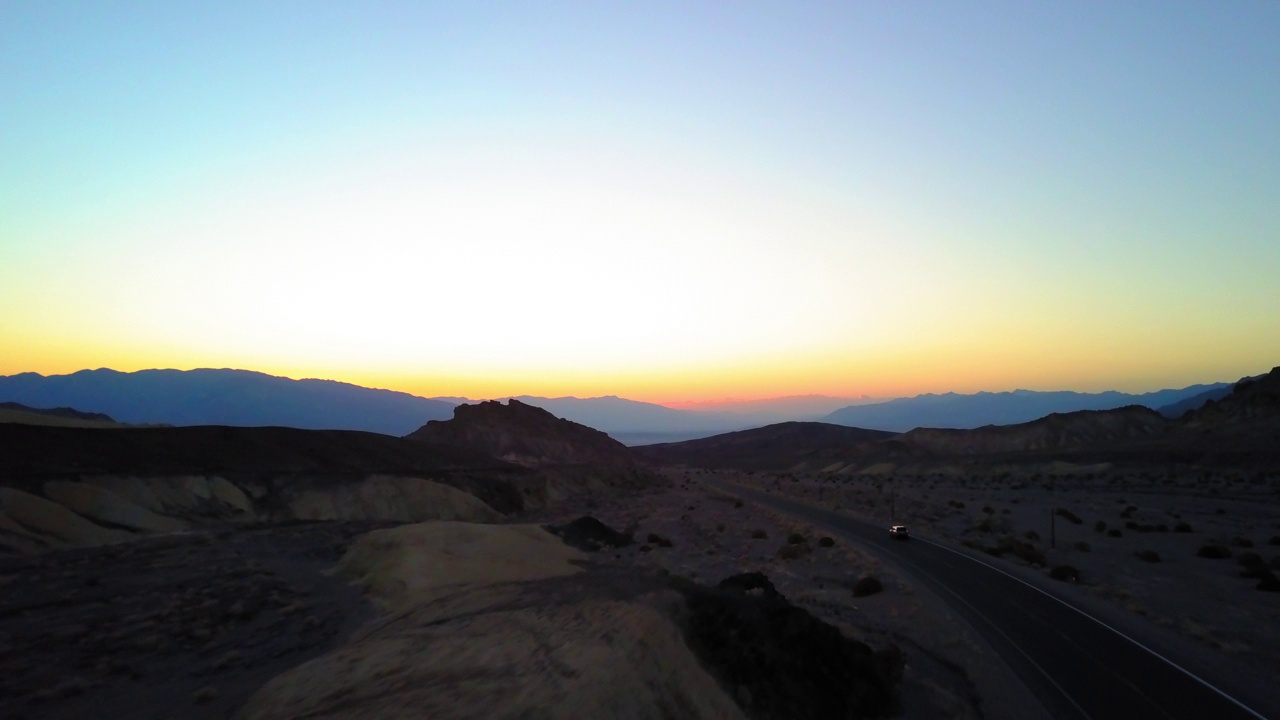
[
  {"xmin": 427, "ymin": 394, "xmax": 755, "ymax": 445},
  {"xmin": 1156, "ymin": 379, "xmax": 1254, "ymax": 418},
  {"xmin": 0, "ymin": 369, "xmax": 454, "ymax": 435},
  {"xmin": 408, "ymin": 399, "xmax": 642, "ymax": 467},
  {"xmin": 634, "ymin": 422, "xmax": 895, "ymax": 472},
  {"xmin": 0, "ymin": 402, "xmax": 119, "ymax": 424},
  {"xmin": 823, "ymin": 384, "xmax": 1229, "ymax": 432}
]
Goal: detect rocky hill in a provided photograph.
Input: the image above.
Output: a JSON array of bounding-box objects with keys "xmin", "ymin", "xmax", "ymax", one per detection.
[
  {"xmin": 0, "ymin": 424, "xmax": 531, "ymax": 554},
  {"xmin": 0, "ymin": 401, "xmax": 125, "ymax": 428},
  {"xmin": 892, "ymin": 405, "xmax": 1170, "ymax": 457},
  {"xmin": 634, "ymin": 422, "xmax": 895, "ymax": 472},
  {"xmin": 408, "ymin": 399, "xmax": 642, "ymax": 468}
]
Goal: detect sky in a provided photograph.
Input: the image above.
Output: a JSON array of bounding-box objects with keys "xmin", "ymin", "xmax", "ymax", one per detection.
[{"xmin": 3, "ymin": 1, "xmax": 1278, "ymax": 404}]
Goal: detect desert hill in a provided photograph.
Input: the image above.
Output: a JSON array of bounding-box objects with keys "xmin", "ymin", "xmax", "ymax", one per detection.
[
  {"xmin": 891, "ymin": 405, "xmax": 1169, "ymax": 458},
  {"xmin": 633, "ymin": 422, "xmax": 895, "ymax": 472},
  {"xmin": 0, "ymin": 401, "xmax": 125, "ymax": 428},
  {"xmin": 0, "ymin": 368, "xmax": 455, "ymax": 435},
  {"xmin": 408, "ymin": 398, "xmax": 641, "ymax": 468},
  {"xmin": 0, "ymin": 423, "xmax": 529, "ymax": 554}
]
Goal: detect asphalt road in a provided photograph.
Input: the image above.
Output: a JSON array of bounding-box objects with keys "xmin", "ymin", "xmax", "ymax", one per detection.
[{"xmin": 719, "ymin": 481, "xmax": 1273, "ymax": 720}]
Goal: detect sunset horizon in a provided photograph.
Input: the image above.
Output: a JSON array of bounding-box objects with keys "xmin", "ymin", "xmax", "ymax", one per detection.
[{"xmin": 4, "ymin": 3, "xmax": 1277, "ymax": 412}]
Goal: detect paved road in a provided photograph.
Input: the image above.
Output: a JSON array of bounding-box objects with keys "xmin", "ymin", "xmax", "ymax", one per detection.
[{"xmin": 719, "ymin": 481, "xmax": 1272, "ymax": 720}]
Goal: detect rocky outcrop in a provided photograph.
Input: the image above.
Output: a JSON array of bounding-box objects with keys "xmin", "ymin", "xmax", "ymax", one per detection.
[
  {"xmin": 0, "ymin": 474, "xmax": 504, "ymax": 554},
  {"xmin": 284, "ymin": 476, "xmax": 501, "ymax": 524},
  {"xmin": 407, "ymin": 399, "xmax": 640, "ymax": 467},
  {"xmin": 240, "ymin": 520, "xmax": 903, "ymax": 720},
  {"xmin": 0, "ymin": 487, "xmax": 134, "ymax": 550},
  {"xmin": 895, "ymin": 405, "xmax": 1169, "ymax": 457},
  {"xmin": 0, "ymin": 424, "xmax": 528, "ymax": 554}
]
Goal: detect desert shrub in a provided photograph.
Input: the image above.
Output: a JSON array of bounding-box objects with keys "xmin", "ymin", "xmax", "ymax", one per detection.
[
  {"xmin": 1269, "ymin": 535, "xmax": 1280, "ymax": 546},
  {"xmin": 949, "ymin": 500, "xmax": 966, "ymax": 509},
  {"xmin": 716, "ymin": 523, "xmax": 726, "ymax": 533},
  {"xmin": 852, "ymin": 576, "xmax": 884, "ymax": 597},
  {"xmin": 1125, "ymin": 521, "xmax": 1140, "ymax": 530},
  {"xmin": 1024, "ymin": 530, "xmax": 1040, "ymax": 541},
  {"xmin": 818, "ymin": 536, "xmax": 835, "ymax": 548},
  {"xmin": 647, "ymin": 533, "xmax": 673, "ymax": 548},
  {"xmin": 751, "ymin": 529, "xmax": 768, "ymax": 540},
  {"xmin": 1049, "ymin": 565, "xmax": 1080, "ymax": 582},
  {"xmin": 982, "ymin": 506, "xmax": 994, "ymax": 515},
  {"xmin": 1094, "ymin": 520, "xmax": 1107, "ymax": 533},
  {"xmin": 787, "ymin": 532, "xmax": 807, "ymax": 546},
  {"xmin": 975, "ymin": 518, "xmax": 993, "ymax": 533},
  {"xmin": 1239, "ymin": 563, "xmax": 1271, "ymax": 580},
  {"xmin": 1107, "ymin": 529, "xmax": 1122, "ymax": 538},
  {"xmin": 1197, "ymin": 544, "xmax": 1232, "ymax": 559},
  {"xmin": 1001, "ymin": 508, "xmax": 1011, "ymax": 514},
  {"xmin": 1174, "ymin": 522, "xmax": 1194, "ymax": 533},
  {"xmin": 1136, "ymin": 550, "xmax": 1161, "ymax": 563},
  {"xmin": 1271, "ymin": 556, "xmax": 1280, "ymax": 571},
  {"xmin": 1236, "ymin": 551, "xmax": 1264, "ymax": 568},
  {"xmin": 777, "ymin": 543, "xmax": 810, "ymax": 560},
  {"xmin": 1230, "ymin": 537, "xmax": 1255, "ymax": 548},
  {"xmin": 1257, "ymin": 575, "xmax": 1280, "ymax": 592},
  {"xmin": 1074, "ymin": 541, "xmax": 1091, "ymax": 552},
  {"xmin": 1120, "ymin": 505, "xmax": 1137, "ymax": 519},
  {"xmin": 639, "ymin": 544, "xmax": 653, "ymax": 553},
  {"xmin": 1055, "ymin": 508, "xmax": 1083, "ymax": 525},
  {"xmin": 734, "ymin": 500, "xmax": 744, "ymax": 508}
]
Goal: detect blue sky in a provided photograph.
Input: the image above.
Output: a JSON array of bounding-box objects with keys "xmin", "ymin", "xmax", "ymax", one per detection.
[{"xmin": 3, "ymin": 2, "xmax": 1278, "ymax": 401}]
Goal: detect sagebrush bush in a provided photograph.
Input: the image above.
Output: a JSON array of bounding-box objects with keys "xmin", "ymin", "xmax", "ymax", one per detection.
[
  {"xmin": 853, "ymin": 576, "xmax": 884, "ymax": 597},
  {"xmin": 750, "ymin": 529, "xmax": 767, "ymax": 540},
  {"xmin": 1174, "ymin": 522, "xmax": 1194, "ymax": 533},
  {"xmin": 1196, "ymin": 544, "xmax": 1232, "ymax": 559},
  {"xmin": 1237, "ymin": 551, "xmax": 1264, "ymax": 568},
  {"xmin": 1136, "ymin": 550, "xmax": 1161, "ymax": 563},
  {"xmin": 818, "ymin": 536, "xmax": 835, "ymax": 548},
  {"xmin": 1231, "ymin": 537, "xmax": 1255, "ymax": 548}
]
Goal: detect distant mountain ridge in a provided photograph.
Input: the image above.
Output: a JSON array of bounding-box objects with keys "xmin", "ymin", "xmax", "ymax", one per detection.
[
  {"xmin": 822, "ymin": 384, "xmax": 1230, "ymax": 432},
  {"xmin": 0, "ymin": 369, "xmax": 454, "ymax": 435}
]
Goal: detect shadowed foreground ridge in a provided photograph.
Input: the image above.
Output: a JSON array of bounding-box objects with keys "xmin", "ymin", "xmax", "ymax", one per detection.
[{"xmin": 676, "ymin": 571, "xmax": 903, "ymax": 719}]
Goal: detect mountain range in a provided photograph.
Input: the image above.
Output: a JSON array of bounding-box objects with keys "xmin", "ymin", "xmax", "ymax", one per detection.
[
  {"xmin": 0, "ymin": 367, "xmax": 1245, "ymax": 442},
  {"xmin": 820, "ymin": 384, "xmax": 1231, "ymax": 433},
  {"xmin": 0, "ymin": 368, "xmax": 454, "ymax": 435}
]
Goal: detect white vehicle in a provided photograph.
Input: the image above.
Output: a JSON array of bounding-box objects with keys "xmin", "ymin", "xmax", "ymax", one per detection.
[{"xmin": 889, "ymin": 525, "xmax": 910, "ymax": 540}]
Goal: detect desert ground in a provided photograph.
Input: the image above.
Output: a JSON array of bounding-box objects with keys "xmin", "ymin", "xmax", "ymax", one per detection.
[
  {"xmin": 711, "ymin": 465, "xmax": 1280, "ymax": 703},
  {"xmin": 2, "ymin": 470, "xmax": 1045, "ymax": 720}
]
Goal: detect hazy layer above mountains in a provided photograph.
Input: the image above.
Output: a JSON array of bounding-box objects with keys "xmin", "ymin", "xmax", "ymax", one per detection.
[{"xmin": 0, "ymin": 367, "xmax": 1242, "ymax": 443}]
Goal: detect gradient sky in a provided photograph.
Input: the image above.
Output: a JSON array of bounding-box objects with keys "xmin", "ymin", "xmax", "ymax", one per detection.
[{"xmin": 3, "ymin": 2, "xmax": 1278, "ymax": 403}]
